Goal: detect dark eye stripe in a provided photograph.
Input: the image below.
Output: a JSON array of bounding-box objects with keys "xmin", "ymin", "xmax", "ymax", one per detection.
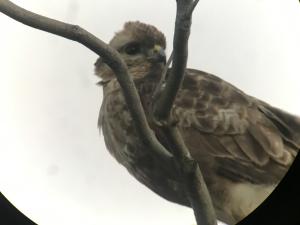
[{"xmin": 124, "ymin": 42, "xmax": 141, "ymax": 55}]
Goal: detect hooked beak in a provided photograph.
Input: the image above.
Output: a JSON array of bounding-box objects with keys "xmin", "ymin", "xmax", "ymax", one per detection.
[{"xmin": 148, "ymin": 44, "xmax": 166, "ymax": 64}]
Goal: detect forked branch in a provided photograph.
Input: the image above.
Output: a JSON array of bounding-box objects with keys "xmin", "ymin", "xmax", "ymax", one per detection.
[
  {"xmin": 0, "ymin": 0, "xmax": 172, "ymax": 162},
  {"xmin": 0, "ymin": 0, "xmax": 217, "ymax": 224}
]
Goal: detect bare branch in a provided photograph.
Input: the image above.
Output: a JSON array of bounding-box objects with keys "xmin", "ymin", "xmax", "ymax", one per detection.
[
  {"xmin": 1, "ymin": 1, "xmax": 217, "ymax": 225},
  {"xmin": 164, "ymin": 127, "xmax": 217, "ymax": 225},
  {"xmin": 0, "ymin": 0, "xmax": 173, "ymax": 162},
  {"xmin": 153, "ymin": 0, "xmax": 199, "ymax": 122},
  {"xmin": 151, "ymin": 0, "xmax": 217, "ymax": 224}
]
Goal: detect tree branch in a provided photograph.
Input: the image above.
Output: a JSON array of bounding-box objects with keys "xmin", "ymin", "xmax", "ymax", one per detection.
[
  {"xmin": 0, "ymin": 0, "xmax": 173, "ymax": 162},
  {"xmin": 152, "ymin": 0, "xmax": 217, "ymax": 224},
  {"xmin": 1, "ymin": 1, "xmax": 217, "ymax": 225},
  {"xmin": 153, "ymin": 0, "xmax": 199, "ymax": 122},
  {"xmin": 164, "ymin": 126, "xmax": 217, "ymax": 225}
]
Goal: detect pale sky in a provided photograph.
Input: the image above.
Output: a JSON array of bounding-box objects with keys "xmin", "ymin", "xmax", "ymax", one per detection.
[{"xmin": 0, "ymin": 1, "xmax": 299, "ymax": 225}]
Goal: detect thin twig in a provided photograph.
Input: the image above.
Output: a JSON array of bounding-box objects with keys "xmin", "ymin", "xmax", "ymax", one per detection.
[
  {"xmin": 152, "ymin": 51, "xmax": 173, "ymax": 102},
  {"xmin": 0, "ymin": 0, "xmax": 173, "ymax": 162}
]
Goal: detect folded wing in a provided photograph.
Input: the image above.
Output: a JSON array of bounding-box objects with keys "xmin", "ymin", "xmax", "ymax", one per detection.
[{"xmin": 169, "ymin": 69, "xmax": 299, "ymax": 185}]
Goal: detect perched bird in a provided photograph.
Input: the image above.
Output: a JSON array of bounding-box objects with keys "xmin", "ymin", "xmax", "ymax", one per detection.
[{"xmin": 95, "ymin": 21, "xmax": 299, "ymax": 225}]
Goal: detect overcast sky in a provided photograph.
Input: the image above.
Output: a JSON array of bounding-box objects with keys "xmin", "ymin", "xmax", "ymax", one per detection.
[{"xmin": 0, "ymin": 1, "xmax": 300, "ymax": 225}]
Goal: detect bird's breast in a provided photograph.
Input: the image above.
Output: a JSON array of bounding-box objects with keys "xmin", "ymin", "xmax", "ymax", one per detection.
[{"xmin": 100, "ymin": 85, "xmax": 189, "ymax": 206}]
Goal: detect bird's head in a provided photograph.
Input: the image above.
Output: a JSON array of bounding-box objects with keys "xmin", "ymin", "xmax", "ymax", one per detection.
[{"xmin": 95, "ymin": 21, "xmax": 167, "ymax": 82}]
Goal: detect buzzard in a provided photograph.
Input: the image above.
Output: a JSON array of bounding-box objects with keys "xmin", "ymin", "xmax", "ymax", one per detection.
[{"xmin": 95, "ymin": 21, "xmax": 299, "ymax": 225}]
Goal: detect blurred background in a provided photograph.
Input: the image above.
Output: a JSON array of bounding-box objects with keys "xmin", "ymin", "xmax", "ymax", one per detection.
[{"xmin": 0, "ymin": 0, "xmax": 299, "ymax": 225}]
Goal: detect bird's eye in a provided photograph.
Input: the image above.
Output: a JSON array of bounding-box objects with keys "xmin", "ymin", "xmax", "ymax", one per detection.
[{"xmin": 124, "ymin": 43, "xmax": 141, "ymax": 55}]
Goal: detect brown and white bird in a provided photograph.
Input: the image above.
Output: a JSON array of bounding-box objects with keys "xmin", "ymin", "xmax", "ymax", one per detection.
[{"xmin": 95, "ymin": 21, "xmax": 299, "ymax": 225}]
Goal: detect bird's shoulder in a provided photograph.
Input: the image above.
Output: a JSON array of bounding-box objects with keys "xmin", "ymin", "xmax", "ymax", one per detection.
[{"xmin": 173, "ymin": 68, "xmax": 254, "ymax": 134}]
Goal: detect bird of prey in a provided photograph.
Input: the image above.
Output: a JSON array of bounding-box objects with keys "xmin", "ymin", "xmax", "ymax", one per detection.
[{"xmin": 95, "ymin": 21, "xmax": 299, "ymax": 225}]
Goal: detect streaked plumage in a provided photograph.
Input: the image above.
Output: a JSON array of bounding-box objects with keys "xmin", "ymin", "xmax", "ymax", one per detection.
[{"xmin": 95, "ymin": 21, "xmax": 299, "ymax": 225}]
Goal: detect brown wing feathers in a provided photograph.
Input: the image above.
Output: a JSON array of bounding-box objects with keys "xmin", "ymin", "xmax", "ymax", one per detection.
[
  {"xmin": 166, "ymin": 69, "xmax": 299, "ymax": 184},
  {"xmin": 98, "ymin": 21, "xmax": 300, "ymax": 224}
]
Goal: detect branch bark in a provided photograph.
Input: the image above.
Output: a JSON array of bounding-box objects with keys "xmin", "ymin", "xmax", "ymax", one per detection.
[
  {"xmin": 164, "ymin": 126, "xmax": 217, "ymax": 225},
  {"xmin": 152, "ymin": 0, "xmax": 217, "ymax": 225},
  {"xmin": 153, "ymin": 0, "xmax": 199, "ymax": 121},
  {"xmin": 0, "ymin": 0, "xmax": 172, "ymax": 162}
]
